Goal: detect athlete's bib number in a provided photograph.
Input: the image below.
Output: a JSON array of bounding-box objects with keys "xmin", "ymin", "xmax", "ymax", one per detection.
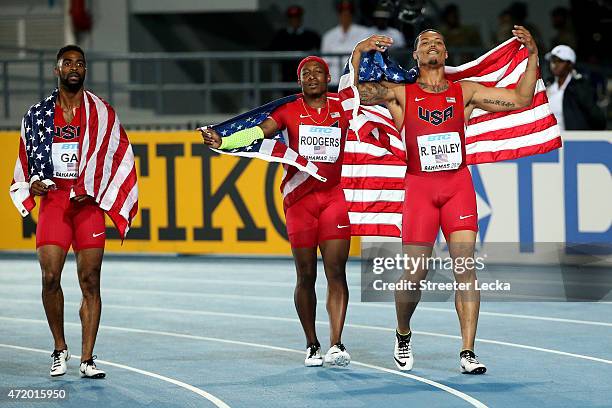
[
  {"xmin": 416, "ymin": 132, "xmax": 462, "ymax": 172},
  {"xmin": 298, "ymin": 125, "xmax": 341, "ymax": 163},
  {"xmin": 51, "ymin": 142, "xmax": 79, "ymax": 179}
]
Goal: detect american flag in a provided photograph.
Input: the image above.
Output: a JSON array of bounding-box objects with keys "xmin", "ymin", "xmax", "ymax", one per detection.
[
  {"xmin": 338, "ymin": 37, "xmax": 562, "ymax": 237},
  {"xmin": 9, "ymin": 89, "xmax": 138, "ymax": 240},
  {"xmin": 435, "ymin": 153, "xmax": 448, "ymax": 163},
  {"xmin": 201, "ymin": 94, "xmax": 327, "ymax": 208}
]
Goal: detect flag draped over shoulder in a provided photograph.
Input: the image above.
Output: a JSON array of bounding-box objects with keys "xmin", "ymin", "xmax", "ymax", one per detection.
[
  {"xmin": 338, "ymin": 37, "xmax": 562, "ymax": 237},
  {"xmin": 203, "ymin": 93, "xmax": 327, "ymax": 208},
  {"xmin": 9, "ymin": 89, "xmax": 138, "ymax": 240}
]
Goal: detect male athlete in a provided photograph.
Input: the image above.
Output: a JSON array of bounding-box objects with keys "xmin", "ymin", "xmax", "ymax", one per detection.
[
  {"xmin": 10, "ymin": 45, "xmax": 137, "ymax": 378},
  {"xmin": 351, "ymin": 26, "xmax": 539, "ymax": 373},
  {"xmin": 202, "ymin": 57, "xmax": 352, "ymax": 367}
]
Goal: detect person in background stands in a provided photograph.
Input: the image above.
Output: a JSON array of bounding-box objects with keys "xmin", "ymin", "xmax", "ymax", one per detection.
[{"xmin": 545, "ymin": 45, "xmax": 606, "ymax": 131}]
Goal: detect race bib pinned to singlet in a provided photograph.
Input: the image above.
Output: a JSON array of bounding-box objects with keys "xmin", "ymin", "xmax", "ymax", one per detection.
[
  {"xmin": 51, "ymin": 142, "xmax": 79, "ymax": 179},
  {"xmin": 417, "ymin": 132, "xmax": 462, "ymax": 172},
  {"xmin": 298, "ymin": 124, "xmax": 341, "ymax": 163}
]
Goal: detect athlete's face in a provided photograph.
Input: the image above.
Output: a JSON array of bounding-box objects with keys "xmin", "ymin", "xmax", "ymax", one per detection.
[
  {"xmin": 55, "ymin": 50, "xmax": 87, "ymax": 92},
  {"xmin": 298, "ymin": 61, "xmax": 330, "ymax": 96},
  {"xmin": 413, "ymin": 32, "xmax": 448, "ymax": 67}
]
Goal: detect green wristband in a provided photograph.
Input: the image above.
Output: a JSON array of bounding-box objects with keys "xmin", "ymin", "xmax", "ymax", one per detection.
[{"xmin": 219, "ymin": 126, "xmax": 264, "ymax": 150}]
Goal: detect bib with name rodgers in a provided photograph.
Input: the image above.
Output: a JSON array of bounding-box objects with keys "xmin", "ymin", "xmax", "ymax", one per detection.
[
  {"xmin": 401, "ymin": 80, "xmax": 467, "ymax": 176},
  {"xmin": 298, "ymin": 124, "xmax": 341, "ymax": 163},
  {"xmin": 268, "ymin": 96, "xmax": 349, "ymax": 194},
  {"xmin": 52, "ymin": 103, "xmax": 82, "ymax": 189}
]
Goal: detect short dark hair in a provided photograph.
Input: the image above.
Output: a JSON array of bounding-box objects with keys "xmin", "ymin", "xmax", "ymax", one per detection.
[
  {"xmin": 413, "ymin": 29, "xmax": 444, "ymax": 50},
  {"xmin": 56, "ymin": 45, "xmax": 86, "ymax": 62}
]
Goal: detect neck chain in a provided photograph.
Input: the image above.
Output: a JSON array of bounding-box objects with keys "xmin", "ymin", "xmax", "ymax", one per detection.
[{"xmin": 301, "ymin": 98, "xmax": 329, "ymax": 125}]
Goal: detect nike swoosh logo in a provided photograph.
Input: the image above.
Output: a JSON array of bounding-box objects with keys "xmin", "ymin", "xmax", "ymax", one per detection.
[
  {"xmin": 394, "ymin": 357, "xmax": 406, "ymax": 367},
  {"xmin": 337, "ymin": 225, "xmax": 350, "ymax": 229},
  {"xmin": 300, "ymin": 114, "xmax": 309, "ymax": 118},
  {"xmin": 459, "ymin": 215, "xmax": 474, "ymax": 220},
  {"xmin": 414, "ymin": 97, "xmax": 426, "ymax": 102},
  {"xmin": 92, "ymin": 232, "xmax": 105, "ymax": 238}
]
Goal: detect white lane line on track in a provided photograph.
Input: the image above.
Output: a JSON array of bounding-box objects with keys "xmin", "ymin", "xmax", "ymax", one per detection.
[
  {"xmin": 0, "ymin": 343, "xmax": 230, "ymax": 408},
  {"xmin": 2, "ymin": 286, "xmax": 611, "ymax": 328},
  {"xmin": 2, "ymin": 301, "xmax": 611, "ymax": 365},
  {"xmin": 0, "ymin": 317, "xmax": 487, "ymax": 408}
]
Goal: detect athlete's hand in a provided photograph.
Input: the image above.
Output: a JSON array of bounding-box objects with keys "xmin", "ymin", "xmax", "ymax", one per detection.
[
  {"xmin": 200, "ymin": 127, "xmax": 222, "ymax": 149},
  {"xmin": 356, "ymin": 35, "xmax": 394, "ymax": 53},
  {"xmin": 512, "ymin": 25, "xmax": 538, "ymax": 55},
  {"xmin": 30, "ymin": 180, "xmax": 49, "ymax": 196},
  {"xmin": 72, "ymin": 194, "xmax": 90, "ymax": 203}
]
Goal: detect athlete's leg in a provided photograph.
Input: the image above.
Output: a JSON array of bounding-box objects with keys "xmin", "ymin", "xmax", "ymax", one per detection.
[
  {"xmin": 37, "ymin": 190, "xmax": 73, "ymax": 352},
  {"xmin": 72, "ymin": 200, "xmax": 106, "ymax": 362},
  {"xmin": 396, "ymin": 173, "xmax": 439, "ymax": 334},
  {"xmin": 448, "ymin": 230, "xmax": 479, "ymax": 351},
  {"xmin": 292, "ymin": 246, "xmax": 319, "ymax": 346},
  {"xmin": 38, "ymin": 245, "xmax": 69, "ymax": 351},
  {"xmin": 319, "ymin": 239, "xmax": 349, "ymax": 346},
  {"xmin": 440, "ymin": 168, "xmax": 480, "ymax": 351},
  {"xmin": 74, "ymin": 248, "xmax": 104, "ymax": 361},
  {"xmin": 395, "ymin": 244, "xmax": 433, "ymax": 334}
]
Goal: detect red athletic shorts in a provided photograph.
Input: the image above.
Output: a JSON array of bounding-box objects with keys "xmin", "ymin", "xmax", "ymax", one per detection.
[
  {"xmin": 284, "ymin": 185, "xmax": 351, "ymax": 248},
  {"xmin": 402, "ymin": 167, "xmax": 478, "ymax": 245},
  {"xmin": 36, "ymin": 189, "xmax": 106, "ymax": 251}
]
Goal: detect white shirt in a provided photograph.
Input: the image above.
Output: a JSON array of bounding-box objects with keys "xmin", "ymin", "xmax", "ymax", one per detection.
[
  {"xmin": 546, "ymin": 75, "xmax": 572, "ymax": 131},
  {"xmin": 366, "ymin": 26, "xmax": 406, "ymax": 48},
  {"xmin": 321, "ymin": 24, "xmax": 371, "ymax": 83}
]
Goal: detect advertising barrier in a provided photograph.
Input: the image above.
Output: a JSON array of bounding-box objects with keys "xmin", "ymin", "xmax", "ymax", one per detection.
[{"xmin": 1, "ymin": 131, "xmax": 609, "ymax": 258}]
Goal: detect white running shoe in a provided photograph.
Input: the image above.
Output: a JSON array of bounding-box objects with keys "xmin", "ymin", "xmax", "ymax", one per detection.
[
  {"xmin": 460, "ymin": 350, "xmax": 487, "ymax": 374},
  {"xmin": 304, "ymin": 344, "xmax": 323, "ymax": 367},
  {"xmin": 79, "ymin": 356, "xmax": 106, "ymax": 379},
  {"xmin": 393, "ymin": 330, "xmax": 414, "ymax": 371},
  {"xmin": 50, "ymin": 349, "xmax": 70, "ymax": 377},
  {"xmin": 324, "ymin": 343, "xmax": 351, "ymax": 367}
]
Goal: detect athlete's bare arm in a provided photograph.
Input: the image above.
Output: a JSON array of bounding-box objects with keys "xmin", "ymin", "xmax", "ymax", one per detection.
[
  {"xmin": 201, "ymin": 117, "xmax": 279, "ymax": 149},
  {"xmin": 462, "ymin": 26, "xmax": 539, "ymax": 116},
  {"xmin": 351, "ymin": 35, "xmax": 405, "ymax": 127}
]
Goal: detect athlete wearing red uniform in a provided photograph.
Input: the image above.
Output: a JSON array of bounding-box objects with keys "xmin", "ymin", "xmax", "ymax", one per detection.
[
  {"xmin": 401, "ymin": 80, "xmax": 478, "ymax": 245},
  {"xmin": 269, "ymin": 96, "xmax": 350, "ymax": 248},
  {"xmin": 36, "ymin": 103, "xmax": 106, "ymax": 251},
  {"xmin": 202, "ymin": 56, "xmax": 352, "ymax": 368},
  {"xmin": 29, "ymin": 45, "xmax": 107, "ymax": 379},
  {"xmin": 352, "ymin": 27, "xmax": 540, "ymax": 373}
]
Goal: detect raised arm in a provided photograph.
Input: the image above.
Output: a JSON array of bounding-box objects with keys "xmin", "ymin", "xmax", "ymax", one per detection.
[
  {"xmin": 201, "ymin": 117, "xmax": 279, "ymax": 149},
  {"xmin": 463, "ymin": 26, "xmax": 539, "ymax": 112},
  {"xmin": 351, "ymin": 35, "xmax": 402, "ymax": 106}
]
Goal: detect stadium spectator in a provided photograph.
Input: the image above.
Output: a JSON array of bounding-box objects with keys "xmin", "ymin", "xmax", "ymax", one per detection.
[
  {"xmin": 269, "ymin": 5, "xmax": 320, "ymax": 52},
  {"xmin": 321, "ymin": 1, "xmax": 370, "ymax": 83},
  {"xmin": 366, "ymin": 3, "xmax": 406, "ymax": 48},
  {"xmin": 550, "ymin": 7, "xmax": 577, "ymax": 50},
  {"xmin": 545, "ymin": 45, "xmax": 606, "ymax": 130},
  {"xmin": 491, "ymin": 9, "xmax": 514, "ymax": 46},
  {"xmin": 269, "ymin": 5, "xmax": 321, "ymax": 91},
  {"xmin": 505, "ymin": 2, "xmax": 544, "ymax": 51},
  {"xmin": 438, "ymin": 4, "xmax": 482, "ymax": 63}
]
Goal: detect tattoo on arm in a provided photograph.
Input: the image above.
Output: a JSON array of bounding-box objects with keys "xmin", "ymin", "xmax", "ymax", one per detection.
[
  {"xmin": 417, "ymin": 81, "xmax": 449, "ymax": 93},
  {"xmin": 482, "ymin": 98, "xmax": 516, "ymax": 108},
  {"xmin": 357, "ymin": 82, "xmax": 390, "ymax": 105}
]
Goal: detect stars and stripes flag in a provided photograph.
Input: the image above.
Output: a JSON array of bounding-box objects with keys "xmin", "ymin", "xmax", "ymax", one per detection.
[
  {"xmin": 338, "ymin": 36, "xmax": 562, "ymax": 237},
  {"xmin": 200, "ymin": 94, "xmax": 327, "ymax": 209},
  {"xmin": 9, "ymin": 89, "xmax": 138, "ymax": 240}
]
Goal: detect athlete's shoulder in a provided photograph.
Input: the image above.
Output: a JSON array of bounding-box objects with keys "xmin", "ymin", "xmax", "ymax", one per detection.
[{"xmin": 275, "ymin": 97, "xmax": 302, "ymax": 117}]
